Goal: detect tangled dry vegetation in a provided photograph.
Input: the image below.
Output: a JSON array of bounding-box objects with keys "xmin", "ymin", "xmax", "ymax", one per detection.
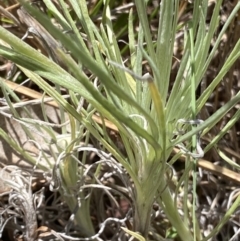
[{"xmin": 0, "ymin": 0, "xmax": 240, "ymax": 240}]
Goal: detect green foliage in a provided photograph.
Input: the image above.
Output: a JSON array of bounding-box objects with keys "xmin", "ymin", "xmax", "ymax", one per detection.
[{"xmin": 0, "ymin": 0, "xmax": 240, "ymax": 240}]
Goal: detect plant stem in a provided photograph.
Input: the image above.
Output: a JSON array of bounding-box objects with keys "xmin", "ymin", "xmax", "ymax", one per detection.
[
  {"xmin": 61, "ymin": 157, "xmax": 95, "ymax": 237},
  {"xmin": 158, "ymin": 178, "xmax": 193, "ymax": 241},
  {"xmin": 133, "ymin": 188, "xmax": 155, "ymax": 238}
]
